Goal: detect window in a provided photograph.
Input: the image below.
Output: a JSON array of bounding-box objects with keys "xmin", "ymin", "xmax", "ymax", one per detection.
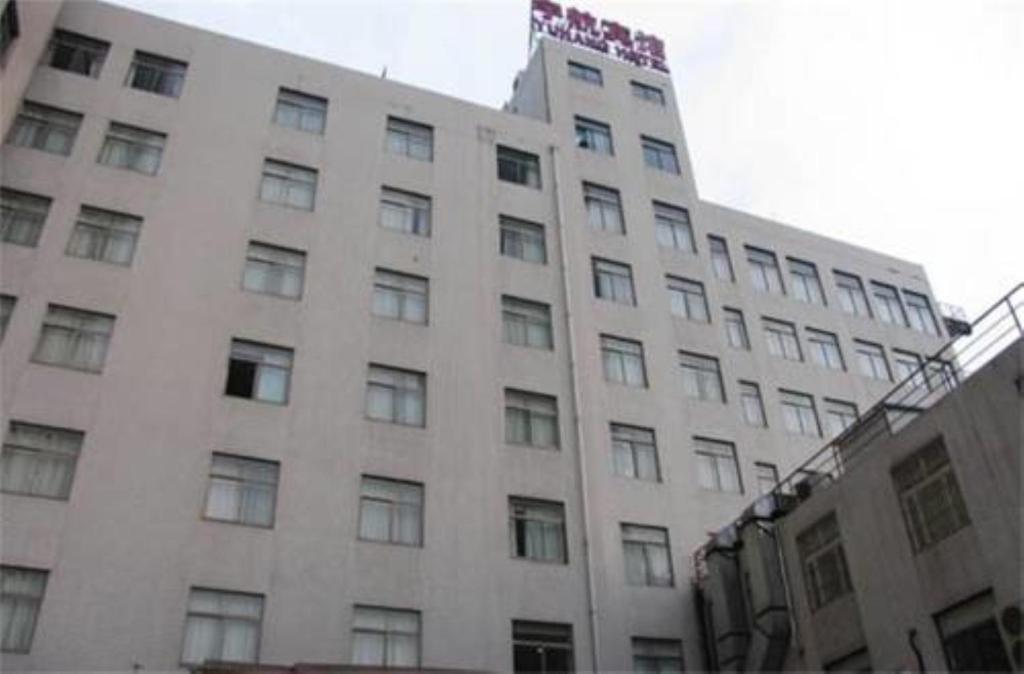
[
  {"xmin": 224, "ymin": 339, "xmax": 293, "ymax": 404},
  {"xmin": 583, "ymin": 183, "xmax": 624, "ymax": 233},
  {"xmin": 575, "ymin": 117, "xmax": 613, "ymax": 155},
  {"xmin": 0, "ymin": 0, "xmax": 20, "ymax": 58},
  {"xmin": 667, "ymin": 276, "xmax": 708, "ymax": 322},
  {"xmin": 610, "ymin": 424, "xmax": 659, "ymax": 481},
  {"xmin": 654, "ymin": 202, "xmax": 694, "ymax": 252},
  {"xmin": 754, "ymin": 462, "xmax": 779, "ymax": 496},
  {"xmin": 641, "ymin": 136, "xmax": 680, "ymax": 174},
  {"xmin": 204, "ymin": 453, "xmax": 279, "ymax": 528},
  {"xmin": 6, "ymin": 101, "xmax": 81, "ymax": 156},
  {"xmin": 0, "ymin": 295, "xmax": 13, "ymax": 341},
  {"xmin": 351, "ymin": 606, "xmax": 421, "ymax": 668},
  {"xmin": 97, "ymin": 122, "xmax": 165, "ymax": 175},
  {"xmin": 497, "ymin": 145, "xmax": 541, "ymax": 188},
  {"xmin": 568, "ymin": 59, "xmax": 602, "ymax": 85},
  {"xmin": 503, "ymin": 296, "xmax": 553, "ymax": 350},
  {"xmin": 273, "ymin": 88, "xmax": 327, "ymax": 134},
  {"xmin": 788, "ymin": 258, "xmax": 825, "ymax": 305},
  {"xmin": 739, "ymin": 381, "xmax": 767, "ymax": 427},
  {"xmin": 834, "ymin": 271, "xmax": 871, "ymax": 317},
  {"xmin": 824, "ymin": 399, "xmax": 859, "ymax": 437},
  {"xmin": 797, "ymin": 512, "xmax": 852, "ymax": 611},
  {"xmin": 386, "ymin": 117, "xmax": 433, "ymax": 161},
  {"xmin": 622, "ymin": 524, "xmax": 673, "ymax": 587},
  {"xmin": 806, "ymin": 328, "xmax": 844, "ymax": 370},
  {"xmin": 243, "ymin": 242, "xmax": 305, "ymax": 299},
  {"xmin": 601, "ymin": 335, "xmax": 647, "ymax": 388},
  {"xmin": 500, "ymin": 215, "xmax": 546, "ymax": 264},
  {"xmin": 892, "ymin": 437, "xmax": 970, "ymax": 553},
  {"xmin": 723, "ymin": 308, "xmax": 750, "ymax": 350},
  {"xmin": 379, "ymin": 187, "xmax": 431, "ymax": 237},
  {"xmin": 632, "ymin": 638, "xmax": 683, "ymax": 672},
  {"xmin": 679, "ymin": 351, "xmax": 725, "ymax": 403},
  {"xmin": 45, "ymin": 29, "xmax": 108, "ymax": 77},
  {"xmin": 0, "ymin": 566, "xmax": 47, "ymax": 653},
  {"xmin": 32, "ymin": 305, "xmax": 114, "ymax": 373},
  {"xmin": 708, "ymin": 235, "xmax": 735, "ymax": 281},
  {"xmin": 358, "ymin": 476, "xmax": 424, "ymax": 546},
  {"xmin": 631, "ymin": 81, "xmax": 665, "ymax": 105},
  {"xmin": 935, "ymin": 592, "xmax": 1011, "ymax": 672},
  {"xmin": 512, "ymin": 620, "xmax": 574, "ymax": 674},
  {"xmin": 893, "ymin": 350, "xmax": 927, "ymax": 390},
  {"xmin": 181, "ymin": 588, "xmax": 263, "ymax": 665},
  {"xmin": 746, "ymin": 246, "xmax": 784, "ymax": 295},
  {"xmin": 871, "ymin": 281, "xmax": 907, "ymax": 326},
  {"xmin": 694, "ymin": 437, "xmax": 741, "ymax": 493},
  {"xmin": 1, "ymin": 421, "xmax": 83, "ymax": 500},
  {"xmin": 66, "ymin": 206, "xmax": 142, "ymax": 266},
  {"xmin": 365, "ymin": 365, "xmax": 426, "ymax": 427},
  {"xmin": 854, "ymin": 340, "xmax": 891, "ymax": 381},
  {"xmin": 126, "ymin": 51, "xmax": 187, "ymax": 97},
  {"xmin": 372, "ymin": 269, "xmax": 428, "ymax": 324},
  {"xmin": 763, "ymin": 318, "xmax": 802, "ymax": 361},
  {"xmin": 259, "ymin": 159, "xmax": 317, "ymax": 210},
  {"xmin": 592, "ymin": 258, "xmax": 635, "ymax": 305},
  {"xmin": 904, "ymin": 290, "xmax": 940, "ymax": 336},
  {"xmin": 509, "ymin": 497, "xmax": 566, "ymax": 563},
  {"xmin": 780, "ymin": 390, "xmax": 821, "ymax": 437},
  {"xmin": 1, "ymin": 188, "xmax": 50, "ymax": 247},
  {"xmin": 505, "ymin": 389, "xmax": 559, "ymax": 448}
]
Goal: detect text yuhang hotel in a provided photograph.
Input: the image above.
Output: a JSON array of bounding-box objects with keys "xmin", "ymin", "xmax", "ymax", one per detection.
[{"xmin": 0, "ymin": 0, "xmax": 950, "ymax": 671}]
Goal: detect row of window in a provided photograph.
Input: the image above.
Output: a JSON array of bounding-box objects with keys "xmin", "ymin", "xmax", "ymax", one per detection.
[
  {"xmin": 44, "ymin": 29, "xmax": 187, "ymax": 96},
  {"xmin": 568, "ymin": 59, "xmax": 668, "ymax": 108}
]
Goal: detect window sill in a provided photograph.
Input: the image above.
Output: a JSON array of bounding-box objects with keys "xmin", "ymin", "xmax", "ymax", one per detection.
[
  {"xmin": 29, "ymin": 358, "xmax": 103, "ymax": 375},
  {"xmin": 201, "ymin": 516, "xmax": 275, "ymax": 531}
]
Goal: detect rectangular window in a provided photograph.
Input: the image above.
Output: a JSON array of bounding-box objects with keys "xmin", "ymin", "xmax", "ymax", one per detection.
[
  {"xmin": 126, "ymin": 51, "xmax": 187, "ymax": 97},
  {"xmin": 259, "ymin": 158, "xmax": 317, "ymax": 210},
  {"xmin": 622, "ymin": 524, "xmax": 674, "ymax": 587},
  {"xmin": 871, "ymin": 281, "xmax": 907, "ymax": 326},
  {"xmin": 365, "ymin": 365, "xmax": 426, "ymax": 427},
  {"xmin": 601, "ymin": 335, "xmax": 647, "ymax": 388},
  {"xmin": 667, "ymin": 276, "xmax": 708, "ymax": 322},
  {"xmin": 854, "ymin": 339, "xmax": 891, "ymax": 381},
  {"xmin": 755, "ymin": 462, "xmax": 779, "ymax": 496},
  {"xmin": 505, "ymin": 389, "xmax": 559, "ymax": 449},
  {"xmin": 358, "ymin": 476, "xmax": 424, "ymax": 546},
  {"xmin": 763, "ymin": 318, "xmax": 802, "ymax": 361},
  {"xmin": 66, "ymin": 206, "xmax": 142, "ymax": 266},
  {"xmin": 45, "ymin": 29, "xmax": 109, "ymax": 77},
  {"xmin": 708, "ymin": 235, "xmax": 735, "ymax": 281},
  {"xmin": 806, "ymin": 328, "xmax": 844, "ymax": 370},
  {"xmin": 723, "ymin": 308, "xmax": 750, "ymax": 350},
  {"xmin": 1, "ymin": 187, "xmax": 50, "ymax": 247},
  {"xmin": 32, "ymin": 305, "xmax": 114, "ymax": 373},
  {"xmin": 892, "ymin": 437, "xmax": 970, "ymax": 553},
  {"xmin": 632, "ymin": 638, "xmax": 683, "ymax": 672},
  {"xmin": 592, "ymin": 258, "xmax": 635, "ymax": 305},
  {"xmin": 204, "ymin": 453, "xmax": 279, "ymax": 528},
  {"xmin": 379, "ymin": 187, "xmax": 431, "ymax": 237},
  {"xmin": 641, "ymin": 136, "xmax": 680, "ymax": 174},
  {"xmin": 834, "ymin": 270, "xmax": 872, "ymax": 317},
  {"xmin": 386, "ymin": 116, "xmax": 433, "ymax": 161},
  {"xmin": 273, "ymin": 88, "xmax": 327, "ymax": 134},
  {"xmin": 242, "ymin": 242, "xmax": 305, "ymax": 299},
  {"xmin": 694, "ymin": 437, "xmax": 741, "ymax": 493},
  {"xmin": 512, "ymin": 620, "xmax": 574, "ymax": 674},
  {"xmin": 351, "ymin": 606, "xmax": 421, "ymax": 668},
  {"xmin": 6, "ymin": 101, "xmax": 82, "ymax": 156},
  {"xmin": 630, "ymin": 81, "xmax": 665, "ymax": 105},
  {"xmin": 224, "ymin": 339, "xmax": 293, "ymax": 404},
  {"xmin": 497, "ymin": 145, "xmax": 541, "ymax": 188},
  {"xmin": 97, "ymin": 122, "xmax": 166, "ymax": 175},
  {"xmin": 568, "ymin": 60, "xmax": 602, "ymax": 85},
  {"xmin": 0, "ymin": 566, "xmax": 48, "ymax": 653},
  {"xmin": 500, "ymin": 215, "xmax": 546, "ymax": 264},
  {"xmin": 575, "ymin": 117, "xmax": 613, "ymax": 155},
  {"xmin": 788, "ymin": 258, "xmax": 825, "ymax": 305},
  {"xmin": 739, "ymin": 381, "xmax": 767, "ymax": 428},
  {"xmin": 654, "ymin": 202, "xmax": 694, "ymax": 252},
  {"xmin": 0, "ymin": 295, "xmax": 13, "ymax": 341},
  {"xmin": 904, "ymin": 290, "xmax": 940, "ymax": 336},
  {"xmin": 679, "ymin": 351, "xmax": 725, "ymax": 402},
  {"xmin": 780, "ymin": 390, "xmax": 821, "ymax": 437},
  {"xmin": 824, "ymin": 399, "xmax": 859, "ymax": 437},
  {"xmin": 746, "ymin": 246, "xmax": 785, "ymax": 295},
  {"xmin": 503, "ymin": 296, "xmax": 553, "ymax": 350},
  {"xmin": 610, "ymin": 424, "xmax": 659, "ymax": 482},
  {"xmin": 583, "ymin": 182, "xmax": 624, "ymax": 233},
  {"xmin": 797, "ymin": 512, "xmax": 852, "ymax": 611},
  {"xmin": 0, "ymin": 1, "xmax": 18, "ymax": 58},
  {"xmin": 1, "ymin": 421, "xmax": 83, "ymax": 500},
  {"xmin": 181, "ymin": 588, "xmax": 263, "ymax": 664},
  {"xmin": 372, "ymin": 269, "xmax": 428, "ymax": 324},
  {"xmin": 935, "ymin": 591, "xmax": 1011, "ymax": 672},
  {"xmin": 893, "ymin": 350, "xmax": 928, "ymax": 391},
  {"xmin": 509, "ymin": 497, "xmax": 566, "ymax": 563}
]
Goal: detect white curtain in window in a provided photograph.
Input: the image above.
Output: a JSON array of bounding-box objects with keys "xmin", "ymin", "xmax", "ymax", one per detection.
[
  {"xmin": 531, "ymin": 414, "xmax": 557, "ymax": 447},
  {"xmin": 255, "ymin": 365, "xmax": 288, "ymax": 403},
  {"xmin": 647, "ymin": 545, "xmax": 672, "ymax": 584},
  {"xmin": 182, "ymin": 614, "xmax": 220, "ymax": 663},
  {"xmin": 388, "ymin": 632, "xmax": 419, "ymax": 666},
  {"xmin": 1, "ymin": 569, "xmax": 46, "ymax": 652},
  {"xmin": 352, "ymin": 631, "xmax": 385, "ymax": 665},
  {"xmin": 395, "ymin": 503, "xmax": 421, "ymax": 545},
  {"xmin": 613, "ymin": 442, "xmax": 636, "ymax": 477},
  {"xmin": 505, "ymin": 408, "xmax": 528, "ymax": 443},
  {"xmin": 623, "ymin": 544, "xmax": 647, "ymax": 584},
  {"xmin": 403, "ymin": 294, "xmax": 427, "ymax": 323},
  {"xmin": 221, "ymin": 617, "xmax": 259, "ymax": 662},
  {"xmin": 524, "ymin": 520, "xmax": 562, "ymax": 561},
  {"xmin": 372, "ymin": 288, "xmax": 401, "ymax": 319},
  {"xmin": 366, "ymin": 384, "xmax": 394, "ymax": 421},
  {"xmin": 359, "ymin": 499, "xmax": 391, "ymax": 540},
  {"xmin": 398, "ymin": 390, "xmax": 424, "ymax": 426},
  {"xmin": 1, "ymin": 448, "xmax": 75, "ymax": 497},
  {"xmin": 623, "ymin": 355, "xmax": 644, "ymax": 386},
  {"xmin": 635, "ymin": 447, "xmax": 658, "ymax": 480},
  {"xmin": 205, "ymin": 478, "xmax": 239, "ymax": 520}
]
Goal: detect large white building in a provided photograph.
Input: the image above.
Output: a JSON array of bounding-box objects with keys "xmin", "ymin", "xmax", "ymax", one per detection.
[{"xmin": 0, "ymin": 1, "xmax": 953, "ymax": 671}]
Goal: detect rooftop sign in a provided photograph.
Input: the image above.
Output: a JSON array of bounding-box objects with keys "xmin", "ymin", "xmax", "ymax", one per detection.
[{"xmin": 530, "ymin": 0, "xmax": 669, "ymax": 74}]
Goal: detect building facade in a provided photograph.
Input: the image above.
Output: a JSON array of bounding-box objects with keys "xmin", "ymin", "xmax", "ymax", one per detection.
[{"xmin": 0, "ymin": 1, "xmax": 951, "ymax": 671}]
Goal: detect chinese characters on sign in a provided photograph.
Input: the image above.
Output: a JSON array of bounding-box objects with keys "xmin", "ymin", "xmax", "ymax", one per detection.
[{"xmin": 530, "ymin": 0, "xmax": 669, "ymax": 74}]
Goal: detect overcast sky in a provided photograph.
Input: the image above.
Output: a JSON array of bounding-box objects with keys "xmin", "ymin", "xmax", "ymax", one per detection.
[{"xmin": 108, "ymin": 0, "xmax": 1023, "ymax": 318}]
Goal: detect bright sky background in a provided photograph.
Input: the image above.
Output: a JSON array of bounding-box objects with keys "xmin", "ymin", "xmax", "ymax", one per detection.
[{"xmin": 108, "ymin": 0, "xmax": 1023, "ymax": 319}]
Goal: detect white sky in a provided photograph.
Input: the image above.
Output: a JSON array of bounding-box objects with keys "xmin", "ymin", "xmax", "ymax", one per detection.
[{"xmin": 107, "ymin": 0, "xmax": 1024, "ymax": 319}]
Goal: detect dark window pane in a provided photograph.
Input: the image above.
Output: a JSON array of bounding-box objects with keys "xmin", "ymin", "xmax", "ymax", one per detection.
[{"xmin": 225, "ymin": 359, "xmax": 256, "ymax": 398}]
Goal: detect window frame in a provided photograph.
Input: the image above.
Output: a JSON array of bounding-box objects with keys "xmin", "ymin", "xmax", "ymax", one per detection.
[
  {"xmin": 708, "ymin": 235, "xmax": 735, "ymax": 281},
  {"xmin": 779, "ymin": 389, "xmax": 822, "ymax": 437},
  {"xmin": 788, "ymin": 257, "xmax": 826, "ymax": 305},
  {"xmin": 891, "ymin": 436, "xmax": 971, "ymax": 553},
  {"xmin": 365, "ymin": 364, "xmax": 427, "ymax": 427},
  {"xmin": 630, "ymin": 81, "xmax": 666, "ymax": 105},
  {"xmin": 746, "ymin": 246, "xmax": 785, "ymax": 295},
  {"xmin": 180, "ymin": 587, "xmax": 264, "ymax": 665},
  {"xmin": 224, "ymin": 338, "xmax": 294, "ymax": 405},
  {"xmin": 583, "ymin": 182, "xmax": 625, "ymax": 233},
  {"xmin": 694, "ymin": 436, "xmax": 742, "ymax": 493},
  {"xmin": 678, "ymin": 350, "xmax": 725, "ymax": 403},
  {"xmin": 508, "ymin": 497, "xmax": 568, "ymax": 564},
  {"xmin": 385, "ymin": 116, "xmax": 434, "ymax": 162},
  {"xmin": 497, "ymin": 145, "xmax": 541, "ymax": 189},
  {"xmin": 600, "ymin": 334, "xmax": 647, "ymax": 388},
  {"xmin": 31, "ymin": 304, "xmax": 115, "ymax": 373},
  {"xmin": 242, "ymin": 241, "xmax": 306, "ymax": 300},
  {"xmin": 97, "ymin": 121, "xmax": 166, "ymax": 175},
  {"xmin": 0, "ymin": 565, "xmax": 48, "ymax": 654},
  {"xmin": 738, "ymin": 381, "xmax": 767, "ymax": 428},
  {"xmin": 834, "ymin": 270, "xmax": 872, "ymax": 318},
  {"xmin": 1, "ymin": 187, "xmax": 51, "ymax": 247},
  {"xmin": 504, "ymin": 388, "xmax": 560, "ymax": 449},
  {"xmin": 126, "ymin": 50, "xmax": 187, "ymax": 98},
  {"xmin": 6, "ymin": 100, "xmax": 82, "ymax": 156},
  {"xmin": 592, "ymin": 257, "xmax": 636, "ymax": 305},
  {"xmin": 797, "ymin": 512, "xmax": 853, "ymax": 611},
  {"xmin": 806, "ymin": 327, "xmax": 845, "ymax": 371},
  {"xmin": 666, "ymin": 275, "xmax": 709, "ymax": 323},
  {"xmin": 273, "ymin": 87, "xmax": 327, "ymax": 134},
  {"xmin": 641, "ymin": 135, "xmax": 680, "ymax": 174},
  {"xmin": 499, "ymin": 215, "xmax": 546, "ymax": 264},
  {"xmin": 568, "ymin": 60, "xmax": 602, "ymax": 85},
  {"xmin": 502, "ymin": 295, "xmax": 553, "ymax": 350},
  {"xmin": 372, "ymin": 268, "xmax": 429, "ymax": 325},
  {"xmin": 351, "ymin": 605, "xmax": 422, "ymax": 668},
  {"xmin": 203, "ymin": 452, "xmax": 280, "ymax": 528},
  {"xmin": 610, "ymin": 423, "xmax": 660, "ymax": 482},
  {"xmin": 66, "ymin": 205, "xmax": 143, "ymax": 266},
  {"xmin": 854, "ymin": 339, "xmax": 892, "ymax": 381},
  {"xmin": 621, "ymin": 523, "xmax": 674, "ymax": 587},
  {"xmin": 0, "ymin": 421, "xmax": 83, "ymax": 500},
  {"xmin": 574, "ymin": 116, "xmax": 614, "ymax": 155},
  {"xmin": 358, "ymin": 475, "xmax": 425, "ymax": 547},
  {"xmin": 379, "ymin": 186, "xmax": 431, "ymax": 237},
  {"xmin": 723, "ymin": 307, "xmax": 750, "ymax": 350},
  {"xmin": 871, "ymin": 281, "xmax": 908, "ymax": 326},
  {"xmin": 653, "ymin": 201, "xmax": 694, "ymax": 252},
  {"xmin": 44, "ymin": 29, "xmax": 109, "ymax": 78},
  {"xmin": 763, "ymin": 317, "xmax": 803, "ymax": 362},
  {"xmin": 259, "ymin": 158, "xmax": 318, "ymax": 211},
  {"xmin": 512, "ymin": 620, "xmax": 575, "ymax": 674}
]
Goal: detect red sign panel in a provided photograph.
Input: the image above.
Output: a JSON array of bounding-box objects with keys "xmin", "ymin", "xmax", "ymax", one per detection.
[{"xmin": 530, "ymin": 0, "xmax": 669, "ymax": 74}]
